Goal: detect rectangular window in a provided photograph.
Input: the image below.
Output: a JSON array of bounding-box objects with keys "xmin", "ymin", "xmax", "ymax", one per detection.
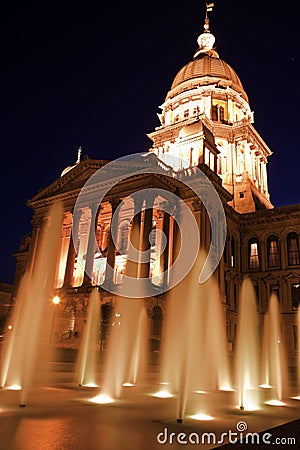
[
  {"xmin": 270, "ymin": 284, "xmax": 280, "ymax": 302},
  {"xmin": 204, "ymin": 149, "xmax": 210, "ymax": 165},
  {"xmin": 223, "ymin": 156, "xmax": 227, "ymax": 173},
  {"xmin": 209, "ymin": 152, "xmax": 215, "ymax": 171},
  {"xmin": 291, "ymin": 283, "xmax": 300, "ymax": 310}
]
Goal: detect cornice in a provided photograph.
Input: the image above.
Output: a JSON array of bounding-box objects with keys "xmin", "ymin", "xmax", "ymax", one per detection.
[{"xmin": 240, "ymin": 204, "xmax": 300, "ymax": 227}]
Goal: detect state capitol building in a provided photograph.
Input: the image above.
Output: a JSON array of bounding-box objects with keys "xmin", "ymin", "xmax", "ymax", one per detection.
[{"xmin": 10, "ymin": 5, "xmax": 300, "ymax": 365}]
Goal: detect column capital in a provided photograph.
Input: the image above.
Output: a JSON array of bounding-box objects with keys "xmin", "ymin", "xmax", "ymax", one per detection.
[
  {"xmin": 109, "ymin": 197, "xmax": 121, "ymax": 212},
  {"xmin": 131, "ymin": 191, "xmax": 145, "ymax": 211},
  {"xmin": 144, "ymin": 191, "xmax": 157, "ymax": 208},
  {"xmin": 31, "ymin": 216, "xmax": 43, "ymax": 228},
  {"xmin": 70, "ymin": 208, "xmax": 84, "ymax": 220},
  {"xmin": 192, "ymin": 200, "xmax": 204, "ymax": 213},
  {"xmin": 89, "ymin": 202, "xmax": 101, "ymax": 216}
]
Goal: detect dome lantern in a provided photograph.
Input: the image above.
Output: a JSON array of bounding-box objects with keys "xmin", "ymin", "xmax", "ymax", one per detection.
[{"xmin": 194, "ymin": 3, "xmax": 219, "ymax": 59}]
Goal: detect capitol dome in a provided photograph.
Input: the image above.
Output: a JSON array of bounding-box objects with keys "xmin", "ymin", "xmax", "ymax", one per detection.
[{"xmin": 168, "ymin": 54, "xmax": 248, "ymax": 102}]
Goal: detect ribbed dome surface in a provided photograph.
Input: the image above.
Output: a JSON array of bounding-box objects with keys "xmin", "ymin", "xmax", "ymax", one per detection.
[{"xmin": 169, "ymin": 55, "xmax": 248, "ymax": 101}]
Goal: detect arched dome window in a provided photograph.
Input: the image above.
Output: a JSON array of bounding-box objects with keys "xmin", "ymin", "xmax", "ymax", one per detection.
[{"xmin": 212, "ymin": 104, "xmax": 225, "ymax": 123}]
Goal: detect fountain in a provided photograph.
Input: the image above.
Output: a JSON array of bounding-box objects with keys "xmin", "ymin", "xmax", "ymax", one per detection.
[
  {"xmin": 234, "ymin": 277, "xmax": 260, "ymax": 411},
  {"xmin": 157, "ymin": 250, "xmax": 230, "ymax": 422},
  {"xmin": 1, "ymin": 220, "xmax": 299, "ymax": 444},
  {"xmin": 90, "ymin": 291, "xmax": 148, "ymax": 404},
  {"xmin": 76, "ymin": 288, "xmax": 101, "ymax": 387},
  {"xmin": 262, "ymin": 293, "xmax": 287, "ymax": 406},
  {"xmin": 0, "ymin": 202, "xmax": 64, "ymax": 406}
]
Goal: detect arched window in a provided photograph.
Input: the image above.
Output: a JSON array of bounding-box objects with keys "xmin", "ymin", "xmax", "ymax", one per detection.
[
  {"xmin": 287, "ymin": 232, "xmax": 300, "ymax": 266},
  {"xmin": 212, "ymin": 104, "xmax": 225, "ymax": 122},
  {"xmin": 118, "ymin": 221, "xmax": 130, "ymax": 253},
  {"xmin": 267, "ymin": 235, "xmax": 280, "ymax": 268},
  {"xmin": 219, "ymin": 105, "xmax": 225, "ymax": 121},
  {"xmin": 248, "ymin": 237, "xmax": 260, "ymax": 269},
  {"xmin": 212, "ymin": 104, "xmax": 218, "ymax": 121},
  {"xmin": 193, "ymin": 106, "xmax": 200, "ymax": 116},
  {"xmin": 183, "ymin": 109, "xmax": 189, "ymax": 118}
]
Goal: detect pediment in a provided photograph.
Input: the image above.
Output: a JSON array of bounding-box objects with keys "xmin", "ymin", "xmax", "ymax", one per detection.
[
  {"xmin": 27, "ymin": 153, "xmax": 231, "ymax": 210},
  {"xmin": 27, "ymin": 159, "xmax": 111, "ymax": 207}
]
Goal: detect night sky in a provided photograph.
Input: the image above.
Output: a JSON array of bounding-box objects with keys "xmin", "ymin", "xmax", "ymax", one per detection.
[{"xmin": 0, "ymin": 0, "xmax": 298, "ymax": 284}]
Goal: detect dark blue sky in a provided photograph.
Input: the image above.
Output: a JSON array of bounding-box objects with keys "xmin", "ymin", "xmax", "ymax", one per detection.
[{"xmin": 0, "ymin": 0, "xmax": 298, "ymax": 283}]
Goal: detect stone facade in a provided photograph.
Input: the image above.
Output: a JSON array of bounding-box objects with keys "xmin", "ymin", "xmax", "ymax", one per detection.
[{"xmin": 11, "ymin": 10, "xmax": 300, "ymax": 364}]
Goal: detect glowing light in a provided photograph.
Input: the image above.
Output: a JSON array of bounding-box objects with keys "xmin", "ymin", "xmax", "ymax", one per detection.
[
  {"xmin": 122, "ymin": 382, "xmax": 134, "ymax": 387},
  {"xmin": 82, "ymin": 383, "xmax": 98, "ymax": 388},
  {"xmin": 190, "ymin": 413, "xmax": 214, "ymax": 421},
  {"xmin": 265, "ymin": 399, "xmax": 286, "ymax": 406},
  {"xmin": 89, "ymin": 394, "xmax": 114, "ymax": 404},
  {"xmin": 7, "ymin": 325, "xmax": 12, "ymax": 330},
  {"xmin": 239, "ymin": 388, "xmax": 260, "ymax": 411},
  {"xmin": 7, "ymin": 385, "xmax": 22, "ymax": 391},
  {"xmin": 219, "ymin": 385, "xmax": 234, "ymax": 392},
  {"xmin": 194, "ymin": 390, "xmax": 208, "ymax": 394},
  {"xmin": 153, "ymin": 390, "xmax": 173, "ymax": 398},
  {"xmin": 259, "ymin": 384, "xmax": 272, "ymax": 389},
  {"xmin": 160, "ymin": 382, "xmax": 169, "ymax": 385},
  {"xmin": 52, "ymin": 295, "xmax": 60, "ymax": 305},
  {"xmin": 291, "ymin": 396, "xmax": 300, "ymax": 400}
]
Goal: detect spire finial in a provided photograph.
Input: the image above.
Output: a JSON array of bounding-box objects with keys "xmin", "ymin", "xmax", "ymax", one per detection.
[
  {"xmin": 194, "ymin": 2, "xmax": 218, "ymax": 59},
  {"xmin": 204, "ymin": 3, "xmax": 214, "ymax": 33},
  {"xmin": 76, "ymin": 146, "xmax": 82, "ymax": 164}
]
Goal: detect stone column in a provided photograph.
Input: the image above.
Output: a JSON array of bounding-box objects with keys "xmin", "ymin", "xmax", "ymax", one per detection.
[
  {"xmin": 172, "ymin": 201, "xmax": 181, "ymax": 264},
  {"xmin": 126, "ymin": 193, "xmax": 144, "ymax": 278},
  {"xmin": 159, "ymin": 202, "xmax": 170, "ymax": 287},
  {"xmin": 83, "ymin": 203, "xmax": 101, "ymax": 286},
  {"xmin": 63, "ymin": 209, "xmax": 82, "ymax": 288},
  {"xmin": 139, "ymin": 193, "xmax": 155, "ymax": 279},
  {"xmin": 104, "ymin": 197, "xmax": 121, "ymax": 285},
  {"xmin": 25, "ymin": 216, "xmax": 43, "ymax": 277}
]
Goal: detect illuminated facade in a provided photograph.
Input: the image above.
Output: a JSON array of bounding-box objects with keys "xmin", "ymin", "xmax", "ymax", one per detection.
[{"xmin": 12, "ymin": 7, "xmax": 300, "ymax": 361}]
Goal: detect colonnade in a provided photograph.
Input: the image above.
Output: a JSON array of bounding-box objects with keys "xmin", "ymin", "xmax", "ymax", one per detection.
[{"xmin": 53, "ymin": 193, "xmax": 182, "ymax": 290}]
